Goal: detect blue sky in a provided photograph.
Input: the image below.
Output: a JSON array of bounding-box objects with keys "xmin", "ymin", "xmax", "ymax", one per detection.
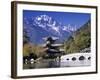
[
  {"xmin": 23, "ymin": 10, "xmax": 91, "ymax": 44},
  {"xmin": 23, "ymin": 10, "xmax": 91, "ymax": 29}
]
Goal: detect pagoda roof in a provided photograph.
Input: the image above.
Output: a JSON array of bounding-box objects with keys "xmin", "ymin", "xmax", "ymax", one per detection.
[
  {"xmin": 41, "ymin": 43, "xmax": 63, "ymax": 47},
  {"xmin": 42, "ymin": 36, "xmax": 59, "ymax": 41}
]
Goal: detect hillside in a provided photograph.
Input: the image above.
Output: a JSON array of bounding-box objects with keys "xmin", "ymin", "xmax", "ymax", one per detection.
[{"xmin": 64, "ymin": 20, "xmax": 91, "ymax": 54}]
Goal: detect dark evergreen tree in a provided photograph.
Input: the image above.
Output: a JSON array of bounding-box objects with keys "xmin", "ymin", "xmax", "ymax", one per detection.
[{"xmin": 23, "ymin": 29, "xmax": 30, "ymax": 45}]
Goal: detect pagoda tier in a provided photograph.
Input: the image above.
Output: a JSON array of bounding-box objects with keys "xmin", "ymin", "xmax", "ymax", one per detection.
[
  {"xmin": 46, "ymin": 49, "xmax": 61, "ymax": 54},
  {"xmin": 43, "ymin": 37, "xmax": 63, "ymax": 59}
]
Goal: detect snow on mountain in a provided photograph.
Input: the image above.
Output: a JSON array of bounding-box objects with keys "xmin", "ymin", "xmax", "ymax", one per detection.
[
  {"xmin": 23, "ymin": 14, "xmax": 77, "ymax": 44},
  {"xmin": 34, "ymin": 15, "xmax": 77, "ymax": 34},
  {"xmin": 63, "ymin": 24, "xmax": 77, "ymax": 32},
  {"xmin": 33, "ymin": 14, "xmax": 63, "ymax": 36}
]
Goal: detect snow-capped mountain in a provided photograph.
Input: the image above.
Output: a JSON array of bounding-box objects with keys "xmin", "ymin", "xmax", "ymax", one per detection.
[
  {"xmin": 23, "ymin": 14, "xmax": 77, "ymax": 44},
  {"xmin": 33, "ymin": 15, "xmax": 62, "ymax": 36}
]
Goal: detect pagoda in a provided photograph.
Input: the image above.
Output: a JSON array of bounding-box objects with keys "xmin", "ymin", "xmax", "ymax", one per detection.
[{"xmin": 43, "ymin": 37, "xmax": 64, "ymax": 61}]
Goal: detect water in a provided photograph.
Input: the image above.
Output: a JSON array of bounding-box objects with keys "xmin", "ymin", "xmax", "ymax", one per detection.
[
  {"xmin": 23, "ymin": 57, "xmax": 91, "ymax": 69},
  {"xmin": 60, "ymin": 59, "xmax": 91, "ymax": 67},
  {"xmin": 23, "ymin": 59, "xmax": 60, "ymax": 69}
]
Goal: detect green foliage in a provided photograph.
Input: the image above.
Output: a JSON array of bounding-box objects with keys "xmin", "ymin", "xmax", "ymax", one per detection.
[
  {"xmin": 23, "ymin": 43, "xmax": 46, "ymax": 57},
  {"xmin": 64, "ymin": 20, "xmax": 91, "ymax": 54},
  {"xmin": 23, "ymin": 30, "xmax": 30, "ymax": 45}
]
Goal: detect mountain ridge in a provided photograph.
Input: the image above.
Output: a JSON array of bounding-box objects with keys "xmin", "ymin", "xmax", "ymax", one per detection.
[
  {"xmin": 23, "ymin": 14, "xmax": 80, "ymax": 44},
  {"xmin": 64, "ymin": 20, "xmax": 91, "ymax": 54}
]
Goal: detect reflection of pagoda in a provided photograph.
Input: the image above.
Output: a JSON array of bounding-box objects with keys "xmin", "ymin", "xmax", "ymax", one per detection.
[{"xmin": 43, "ymin": 37, "xmax": 64, "ymax": 60}]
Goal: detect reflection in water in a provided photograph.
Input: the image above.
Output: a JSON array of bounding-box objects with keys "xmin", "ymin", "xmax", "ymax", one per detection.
[
  {"xmin": 24, "ymin": 59, "xmax": 60, "ymax": 69},
  {"xmin": 23, "ymin": 58, "xmax": 91, "ymax": 69}
]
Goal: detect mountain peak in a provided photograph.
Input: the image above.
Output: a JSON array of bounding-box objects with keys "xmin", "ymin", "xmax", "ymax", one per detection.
[
  {"xmin": 23, "ymin": 14, "xmax": 78, "ymax": 44},
  {"xmin": 63, "ymin": 24, "xmax": 77, "ymax": 32},
  {"xmin": 35, "ymin": 14, "xmax": 51, "ymax": 23},
  {"xmin": 33, "ymin": 14, "xmax": 62, "ymax": 34}
]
